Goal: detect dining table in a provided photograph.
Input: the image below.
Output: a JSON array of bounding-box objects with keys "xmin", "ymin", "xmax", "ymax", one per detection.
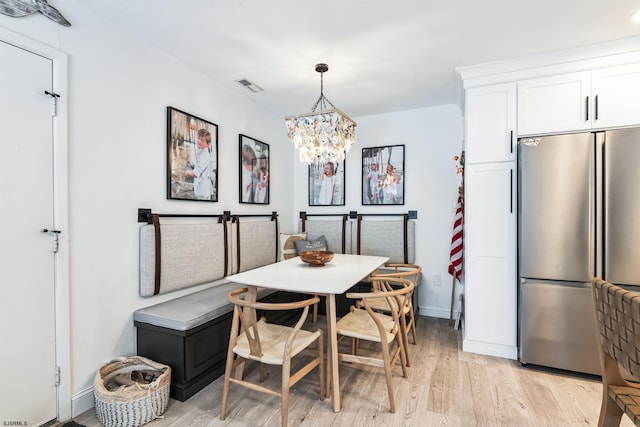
[{"xmin": 226, "ymin": 252, "xmax": 389, "ymax": 412}]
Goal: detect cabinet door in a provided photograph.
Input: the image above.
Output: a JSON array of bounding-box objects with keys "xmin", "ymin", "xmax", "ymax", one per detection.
[
  {"xmin": 518, "ymin": 72, "xmax": 591, "ymax": 135},
  {"xmin": 465, "ymin": 83, "xmax": 516, "ymax": 164},
  {"xmin": 463, "ymin": 162, "xmax": 517, "ymax": 356},
  {"xmin": 592, "ymin": 63, "xmax": 640, "ymax": 129}
]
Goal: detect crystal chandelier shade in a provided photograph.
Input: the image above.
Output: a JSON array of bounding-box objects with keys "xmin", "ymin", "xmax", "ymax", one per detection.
[{"xmin": 285, "ymin": 64, "xmax": 356, "ymax": 165}]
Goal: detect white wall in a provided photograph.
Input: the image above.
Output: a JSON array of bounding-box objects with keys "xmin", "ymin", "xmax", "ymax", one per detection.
[
  {"xmin": 292, "ymin": 105, "xmax": 465, "ymax": 318},
  {"xmin": 0, "ymin": 1, "xmax": 295, "ymax": 415},
  {"xmin": 1, "ymin": 2, "xmax": 465, "ymax": 416}
]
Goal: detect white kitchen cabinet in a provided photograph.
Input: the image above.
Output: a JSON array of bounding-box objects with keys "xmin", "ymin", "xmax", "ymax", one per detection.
[
  {"xmin": 518, "ymin": 63, "xmax": 640, "ymax": 135},
  {"xmin": 463, "ymin": 162, "xmax": 517, "ymax": 359},
  {"xmin": 463, "ymin": 82, "xmax": 518, "ymax": 359},
  {"xmin": 465, "ymin": 83, "xmax": 516, "ymax": 164},
  {"xmin": 591, "ymin": 63, "xmax": 640, "ymax": 129},
  {"xmin": 517, "ymin": 71, "xmax": 591, "ymax": 135}
]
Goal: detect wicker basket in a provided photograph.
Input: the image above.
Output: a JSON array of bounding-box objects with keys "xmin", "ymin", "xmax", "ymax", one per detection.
[{"xmin": 94, "ymin": 356, "xmax": 171, "ymax": 427}]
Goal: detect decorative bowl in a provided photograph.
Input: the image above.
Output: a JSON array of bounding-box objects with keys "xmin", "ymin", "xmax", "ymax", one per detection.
[{"xmin": 299, "ymin": 250, "xmax": 334, "ymax": 267}]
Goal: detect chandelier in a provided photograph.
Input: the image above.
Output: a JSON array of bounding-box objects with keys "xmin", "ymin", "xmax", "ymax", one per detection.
[{"xmin": 285, "ymin": 63, "xmax": 357, "ymax": 164}]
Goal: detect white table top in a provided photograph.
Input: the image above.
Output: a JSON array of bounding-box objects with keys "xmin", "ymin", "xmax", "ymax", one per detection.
[{"xmin": 227, "ymin": 253, "xmax": 389, "ymax": 295}]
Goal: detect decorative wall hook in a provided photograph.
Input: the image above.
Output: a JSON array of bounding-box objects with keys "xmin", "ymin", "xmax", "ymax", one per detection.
[{"xmin": 0, "ymin": 0, "xmax": 71, "ymax": 27}]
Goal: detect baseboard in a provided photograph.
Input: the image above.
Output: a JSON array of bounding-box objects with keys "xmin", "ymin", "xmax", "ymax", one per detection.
[
  {"xmin": 462, "ymin": 338, "xmax": 518, "ymax": 360},
  {"xmin": 71, "ymin": 386, "xmax": 94, "ymax": 418},
  {"xmin": 418, "ymin": 304, "xmax": 457, "ymax": 320}
]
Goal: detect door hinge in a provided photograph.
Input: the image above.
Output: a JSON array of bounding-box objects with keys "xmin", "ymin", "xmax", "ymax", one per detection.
[
  {"xmin": 55, "ymin": 366, "xmax": 61, "ymax": 387},
  {"xmin": 44, "ymin": 90, "xmax": 60, "ymax": 116}
]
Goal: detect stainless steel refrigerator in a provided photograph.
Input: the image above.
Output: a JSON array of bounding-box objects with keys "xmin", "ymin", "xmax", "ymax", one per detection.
[{"xmin": 518, "ymin": 128, "xmax": 640, "ymax": 376}]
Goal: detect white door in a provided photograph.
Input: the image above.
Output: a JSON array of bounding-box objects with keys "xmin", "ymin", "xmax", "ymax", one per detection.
[{"xmin": 0, "ymin": 40, "xmax": 58, "ymax": 425}]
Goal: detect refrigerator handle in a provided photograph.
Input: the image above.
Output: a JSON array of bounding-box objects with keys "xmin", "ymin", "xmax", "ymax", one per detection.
[
  {"xmin": 585, "ymin": 96, "xmax": 589, "ymax": 121},
  {"xmin": 595, "ymin": 95, "xmax": 599, "ymax": 120}
]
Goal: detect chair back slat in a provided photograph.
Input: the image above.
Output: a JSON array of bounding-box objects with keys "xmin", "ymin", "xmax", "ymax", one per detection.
[{"xmin": 236, "ymin": 304, "xmax": 263, "ymax": 357}]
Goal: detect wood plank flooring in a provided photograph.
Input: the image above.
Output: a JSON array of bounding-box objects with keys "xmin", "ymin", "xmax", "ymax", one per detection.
[{"xmin": 69, "ymin": 316, "xmax": 634, "ymax": 426}]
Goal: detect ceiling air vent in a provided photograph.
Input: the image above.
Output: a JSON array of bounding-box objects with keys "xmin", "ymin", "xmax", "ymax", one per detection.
[{"xmin": 235, "ymin": 78, "xmax": 263, "ymax": 93}]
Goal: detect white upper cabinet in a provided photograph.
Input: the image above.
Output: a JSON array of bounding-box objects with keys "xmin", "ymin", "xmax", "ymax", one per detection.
[
  {"xmin": 518, "ymin": 63, "xmax": 640, "ymax": 135},
  {"xmin": 517, "ymin": 72, "xmax": 591, "ymax": 135},
  {"xmin": 465, "ymin": 83, "xmax": 516, "ymax": 164},
  {"xmin": 591, "ymin": 63, "xmax": 640, "ymax": 129}
]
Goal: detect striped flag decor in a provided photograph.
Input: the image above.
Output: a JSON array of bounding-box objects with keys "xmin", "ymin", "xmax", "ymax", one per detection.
[{"xmin": 448, "ymin": 195, "xmax": 463, "ymax": 279}]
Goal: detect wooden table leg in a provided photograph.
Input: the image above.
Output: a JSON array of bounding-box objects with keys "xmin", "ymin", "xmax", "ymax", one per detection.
[{"xmin": 325, "ymin": 294, "xmax": 341, "ymax": 412}]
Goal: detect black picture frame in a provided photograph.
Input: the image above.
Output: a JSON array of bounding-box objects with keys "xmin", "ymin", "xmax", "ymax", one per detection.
[
  {"xmin": 239, "ymin": 134, "xmax": 270, "ymax": 204},
  {"xmin": 166, "ymin": 106, "xmax": 218, "ymax": 201},
  {"xmin": 308, "ymin": 160, "xmax": 346, "ymax": 206},
  {"xmin": 362, "ymin": 144, "xmax": 405, "ymax": 205}
]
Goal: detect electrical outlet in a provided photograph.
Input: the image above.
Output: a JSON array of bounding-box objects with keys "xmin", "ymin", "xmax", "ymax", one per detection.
[{"xmin": 433, "ymin": 275, "xmax": 441, "ymax": 286}]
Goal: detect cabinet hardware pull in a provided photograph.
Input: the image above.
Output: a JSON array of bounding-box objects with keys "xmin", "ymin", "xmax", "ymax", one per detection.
[
  {"xmin": 510, "ymin": 169, "xmax": 513, "ymax": 213},
  {"xmin": 585, "ymin": 96, "xmax": 589, "ymax": 121},
  {"xmin": 510, "ymin": 130, "xmax": 513, "ymax": 153},
  {"xmin": 595, "ymin": 95, "xmax": 599, "ymax": 120}
]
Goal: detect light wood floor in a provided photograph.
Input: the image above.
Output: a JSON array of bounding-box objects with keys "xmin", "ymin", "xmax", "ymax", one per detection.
[{"xmin": 70, "ymin": 316, "xmax": 633, "ymax": 427}]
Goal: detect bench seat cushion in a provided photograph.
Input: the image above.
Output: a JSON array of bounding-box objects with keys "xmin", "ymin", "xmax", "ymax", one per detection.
[{"xmin": 133, "ymin": 282, "xmax": 272, "ymax": 331}]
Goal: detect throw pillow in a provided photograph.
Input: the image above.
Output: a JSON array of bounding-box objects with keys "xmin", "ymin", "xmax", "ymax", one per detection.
[
  {"xmin": 279, "ymin": 232, "xmax": 307, "ymax": 261},
  {"xmin": 294, "ymin": 235, "xmax": 329, "ymax": 254}
]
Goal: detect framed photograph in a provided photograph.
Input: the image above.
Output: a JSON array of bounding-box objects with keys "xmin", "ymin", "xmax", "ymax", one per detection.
[
  {"xmin": 308, "ymin": 160, "xmax": 346, "ymax": 206},
  {"xmin": 239, "ymin": 134, "xmax": 270, "ymax": 204},
  {"xmin": 362, "ymin": 144, "xmax": 405, "ymax": 205},
  {"xmin": 167, "ymin": 106, "xmax": 218, "ymax": 201}
]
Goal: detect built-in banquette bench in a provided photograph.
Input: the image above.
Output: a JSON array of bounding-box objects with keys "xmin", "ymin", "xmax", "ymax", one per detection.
[
  {"xmin": 133, "ymin": 210, "xmax": 416, "ymax": 401},
  {"xmin": 133, "ymin": 212, "xmax": 296, "ymax": 401}
]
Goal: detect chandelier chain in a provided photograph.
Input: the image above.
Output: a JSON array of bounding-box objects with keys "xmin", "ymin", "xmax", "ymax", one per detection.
[{"xmin": 310, "ymin": 69, "xmax": 337, "ymax": 112}]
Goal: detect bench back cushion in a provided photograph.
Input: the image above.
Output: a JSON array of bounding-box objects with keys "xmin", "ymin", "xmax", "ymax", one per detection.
[
  {"xmin": 356, "ymin": 218, "xmax": 415, "ymax": 264},
  {"xmin": 299, "ymin": 218, "xmax": 351, "ymax": 254},
  {"xmin": 229, "ymin": 217, "xmax": 279, "ymax": 274},
  {"xmin": 139, "ymin": 219, "xmax": 228, "ymax": 297},
  {"xmin": 297, "ymin": 214, "xmax": 415, "ymax": 263}
]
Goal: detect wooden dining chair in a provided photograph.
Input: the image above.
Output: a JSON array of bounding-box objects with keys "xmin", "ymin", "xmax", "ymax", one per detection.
[
  {"xmin": 335, "ymin": 278, "xmax": 413, "ymax": 413},
  {"xmin": 220, "ymin": 288, "xmax": 324, "ymax": 427},
  {"xmin": 591, "ymin": 277, "xmax": 640, "ymax": 427},
  {"xmin": 367, "ymin": 264, "xmax": 421, "ymax": 366}
]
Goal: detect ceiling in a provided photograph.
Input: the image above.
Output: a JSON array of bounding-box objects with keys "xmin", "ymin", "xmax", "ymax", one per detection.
[{"xmin": 79, "ymin": 0, "xmax": 640, "ymax": 118}]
